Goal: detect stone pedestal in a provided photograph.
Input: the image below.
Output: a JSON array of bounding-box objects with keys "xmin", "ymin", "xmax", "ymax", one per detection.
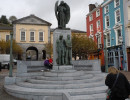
[
  {"xmin": 53, "ymin": 29, "xmax": 72, "ymax": 70},
  {"xmin": 4, "ymin": 77, "xmax": 16, "ymax": 85}
]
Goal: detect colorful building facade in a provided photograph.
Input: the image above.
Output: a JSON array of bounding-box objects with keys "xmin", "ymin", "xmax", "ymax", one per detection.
[
  {"xmin": 102, "ymin": 0, "xmax": 127, "ymax": 70},
  {"xmin": 86, "ymin": 4, "xmax": 105, "ymax": 67},
  {"xmin": 123, "ymin": 0, "xmax": 130, "ymax": 71}
]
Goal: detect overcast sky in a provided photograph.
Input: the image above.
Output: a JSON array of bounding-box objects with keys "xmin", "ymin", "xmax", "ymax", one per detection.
[{"xmin": 0, "ymin": 0, "xmax": 103, "ymax": 31}]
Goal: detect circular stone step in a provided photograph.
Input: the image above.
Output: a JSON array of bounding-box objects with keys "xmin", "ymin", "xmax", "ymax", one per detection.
[
  {"xmin": 27, "ymin": 76, "xmax": 103, "ymax": 84},
  {"xmin": 34, "ymin": 74, "xmax": 94, "ymax": 81},
  {"xmin": 16, "ymin": 80, "xmax": 105, "ymax": 89},
  {"xmin": 43, "ymin": 71, "xmax": 85, "ymax": 77}
]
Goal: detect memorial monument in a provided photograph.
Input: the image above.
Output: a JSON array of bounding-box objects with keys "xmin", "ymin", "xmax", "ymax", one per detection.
[
  {"xmin": 4, "ymin": 1, "xmax": 106, "ymax": 100},
  {"xmin": 53, "ymin": 0, "xmax": 72, "ymax": 70}
]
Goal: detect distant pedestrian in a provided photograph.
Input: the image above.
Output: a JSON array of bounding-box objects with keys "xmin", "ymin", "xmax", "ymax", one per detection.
[{"xmin": 105, "ymin": 66, "xmax": 130, "ymax": 100}]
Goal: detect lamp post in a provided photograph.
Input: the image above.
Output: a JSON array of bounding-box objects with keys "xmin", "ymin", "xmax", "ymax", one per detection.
[
  {"xmin": 9, "ymin": 31, "xmax": 13, "ymax": 77},
  {"xmin": 97, "ymin": 33, "xmax": 102, "ymax": 59},
  {"xmin": 104, "ymin": 34, "xmax": 108, "ymax": 72}
]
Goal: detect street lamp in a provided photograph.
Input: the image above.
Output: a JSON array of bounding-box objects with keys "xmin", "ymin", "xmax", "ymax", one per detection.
[
  {"xmin": 9, "ymin": 31, "xmax": 13, "ymax": 77},
  {"xmin": 104, "ymin": 33, "xmax": 108, "ymax": 72},
  {"xmin": 96, "ymin": 33, "xmax": 103, "ymax": 59}
]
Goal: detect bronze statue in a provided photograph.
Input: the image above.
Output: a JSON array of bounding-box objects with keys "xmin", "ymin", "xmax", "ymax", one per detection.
[
  {"xmin": 56, "ymin": 35, "xmax": 65, "ymax": 65},
  {"xmin": 55, "ymin": 1, "xmax": 70, "ymax": 29},
  {"xmin": 65, "ymin": 35, "xmax": 72, "ymax": 65}
]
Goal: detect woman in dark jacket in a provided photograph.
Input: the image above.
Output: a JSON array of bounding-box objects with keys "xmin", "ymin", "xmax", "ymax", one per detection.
[{"xmin": 105, "ymin": 67, "xmax": 130, "ymax": 100}]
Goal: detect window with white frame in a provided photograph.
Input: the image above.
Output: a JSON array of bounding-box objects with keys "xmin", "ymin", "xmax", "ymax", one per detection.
[
  {"xmin": 115, "ymin": 9, "xmax": 121, "ymax": 23},
  {"xmin": 116, "ymin": 29, "xmax": 122, "ymax": 45},
  {"xmin": 108, "ymin": 52, "xmax": 114, "ymax": 64},
  {"xmin": 104, "ymin": 5, "xmax": 109, "ymax": 14},
  {"xmin": 30, "ymin": 32, "xmax": 35, "ymax": 41},
  {"xmin": 90, "ymin": 24, "xmax": 93, "ymax": 34},
  {"xmin": 114, "ymin": 0, "xmax": 120, "ymax": 8},
  {"xmin": 96, "ymin": 9, "xmax": 100, "ymax": 17},
  {"xmin": 106, "ymin": 33, "xmax": 111, "ymax": 47},
  {"xmin": 39, "ymin": 32, "xmax": 44, "ymax": 41},
  {"xmin": 6, "ymin": 35, "xmax": 10, "ymax": 41},
  {"xmin": 128, "ymin": 6, "xmax": 130, "ymax": 20},
  {"xmin": 89, "ymin": 14, "xmax": 93, "ymax": 21},
  {"xmin": 21, "ymin": 31, "xmax": 26, "ymax": 41},
  {"xmin": 105, "ymin": 15, "xmax": 110, "ymax": 28},
  {"xmin": 97, "ymin": 20, "xmax": 100, "ymax": 31}
]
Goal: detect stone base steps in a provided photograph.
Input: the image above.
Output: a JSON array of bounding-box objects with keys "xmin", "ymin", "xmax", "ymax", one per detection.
[
  {"xmin": 16, "ymin": 81, "xmax": 105, "ymax": 89},
  {"xmin": 34, "ymin": 74, "xmax": 93, "ymax": 81},
  {"xmin": 5, "ymin": 70, "xmax": 107, "ymax": 100},
  {"xmin": 27, "ymin": 76, "xmax": 103, "ymax": 84}
]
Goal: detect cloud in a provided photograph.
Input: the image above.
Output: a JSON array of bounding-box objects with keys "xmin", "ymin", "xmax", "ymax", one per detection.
[{"xmin": 0, "ymin": 0, "xmax": 103, "ymax": 31}]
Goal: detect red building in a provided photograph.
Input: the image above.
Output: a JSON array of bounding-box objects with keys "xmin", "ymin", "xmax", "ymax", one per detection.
[{"xmin": 86, "ymin": 4, "xmax": 104, "ymax": 67}]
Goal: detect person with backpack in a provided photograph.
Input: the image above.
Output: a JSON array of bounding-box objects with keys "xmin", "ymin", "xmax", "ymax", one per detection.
[{"xmin": 105, "ymin": 66, "xmax": 130, "ymax": 100}]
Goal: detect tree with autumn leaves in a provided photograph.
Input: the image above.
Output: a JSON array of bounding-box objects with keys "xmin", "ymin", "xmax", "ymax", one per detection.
[
  {"xmin": 0, "ymin": 40, "xmax": 23, "ymax": 59},
  {"xmin": 72, "ymin": 34, "xmax": 97, "ymax": 60}
]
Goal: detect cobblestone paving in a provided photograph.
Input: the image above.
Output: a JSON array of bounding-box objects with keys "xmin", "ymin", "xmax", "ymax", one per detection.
[{"xmin": 0, "ymin": 69, "xmax": 26, "ymax": 100}]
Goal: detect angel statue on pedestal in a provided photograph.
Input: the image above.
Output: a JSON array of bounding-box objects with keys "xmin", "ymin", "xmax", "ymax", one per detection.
[{"xmin": 55, "ymin": 1, "xmax": 70, "ymax": 29}]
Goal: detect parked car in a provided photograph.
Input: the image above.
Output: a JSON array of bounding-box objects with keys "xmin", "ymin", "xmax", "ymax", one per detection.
[{"xmin": 0, "ymin": 54, "xmax": 17, "ymax": 69}]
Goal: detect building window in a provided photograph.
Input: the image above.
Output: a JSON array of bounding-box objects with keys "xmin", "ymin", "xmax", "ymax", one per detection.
[
  {"xmin": 116, "ymin": 29, "xmax": 122, "ymax": 45},
  {"xmin": 128, "ymin": 6, "xmax": 130, "ymax": 20},
  {"xmin": 97, "ymin": 20, "xmax": 101, "ymax": 31},
  {"xmin": 90, "ymin": 24, "xmax": 93, "ymax": 34},
  {"xmin": 39, "ymin": 32, "xmax": 44, "ymax": 41},
  {"xmin": 105, "ymin": 15, "xmax": 110, "ymax": 28},
  {"xmin": 30, "ymin": 32, "xmax": 35, "ymax": 41},
  {"xmin": 108, "ymin": 52, "xmax": 114, "ymax": 64},
  {"xmin": 115, "ymin": 9, "xmax": 121, "ymax": 23},
  {"xmin": 96, "ymin": 9, "xmax": 100, "ymax": 17},
  {"xmin": 114, "ymin": 0, "xmax": 120, "ymax": 8},
  {"xmin": 6, "ymin": 35, "xmax": 10, "ymax": 41},
  {"xmin": 21, "ymin": 31, "xmax": 26, "ymax": 41},
  {"xmin": 89, "ymin": 14, "xmax": 93, "ymax": 21},
  {"xmin": 106, "ymin": 33, "xmax": 111, "ymax": 47},
  {"xmin": 104, "ymin": 5, "xmax": 109, "ymax": 14}
]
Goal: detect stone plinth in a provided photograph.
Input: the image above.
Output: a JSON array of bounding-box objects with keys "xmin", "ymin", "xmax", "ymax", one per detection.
[
  {"xmin": 53, "ymin": 29, "xmax": 72, "ymax": 69},
  {"xmin": 4, "ymin": 77, "xmax": 16, "ymax": 85}
]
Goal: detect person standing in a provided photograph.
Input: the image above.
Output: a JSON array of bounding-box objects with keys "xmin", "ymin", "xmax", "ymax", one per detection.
[{"xmin": 105, "ymin": 66, "xmax": 130, "ymax": 100}]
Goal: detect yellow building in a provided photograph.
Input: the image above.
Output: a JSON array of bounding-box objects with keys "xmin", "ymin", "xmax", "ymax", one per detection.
[
  {"xmin": 13, "ymin": 14, "xmax": 52, "ymax": 60},
  {"xmin": 0, "ymin": 24, "xmax": 12, "ymax": 41}
]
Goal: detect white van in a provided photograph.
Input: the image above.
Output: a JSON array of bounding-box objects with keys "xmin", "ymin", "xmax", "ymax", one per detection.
[{"xmin": 0, "ymin": 54, "xmax": 10, "ymax": 69}]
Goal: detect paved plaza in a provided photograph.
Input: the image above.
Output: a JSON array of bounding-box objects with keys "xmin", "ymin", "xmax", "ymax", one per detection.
[{"xmin": 0, "ymin": 69, "xmax": 26, "ymax": 100}]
